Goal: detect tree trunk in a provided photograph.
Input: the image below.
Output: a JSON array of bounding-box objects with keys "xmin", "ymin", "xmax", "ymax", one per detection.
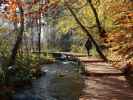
[
  {"xmin": 66, "ymin": 4, "xmax": 108, "ymax": 62},
  {"xmin": 8, "ymin": 5, "xmax": 24, "ymax": 66},
  {"xmin": 38, "ymin": 17, "xmax": 41, "ymax": 58},
  {"xmin": 87, "ymin": 0, "xmax": 106, "ymax": 37},
  {"xmin": 37, "ymin": 0, "xmax": 42, "ymax": 58}
]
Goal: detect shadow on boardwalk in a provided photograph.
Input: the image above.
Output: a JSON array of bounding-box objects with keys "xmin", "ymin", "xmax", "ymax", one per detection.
[
  {"xmin": 79, "ymin": 60, "xmax": 133, "ymax": 100},
  {"xmin": 80, "ymin": 75, "xmax": 133, "ymax": 100}
]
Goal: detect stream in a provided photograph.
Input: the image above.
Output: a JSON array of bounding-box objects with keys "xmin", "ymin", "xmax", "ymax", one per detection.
[{"xmin": 13, "ymin": 61, "xmax": 84, "ymax": 100}]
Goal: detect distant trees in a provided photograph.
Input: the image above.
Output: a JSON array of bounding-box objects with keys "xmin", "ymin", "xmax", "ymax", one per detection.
[
  {"xmin": 60, "ymin": 29, "xmax": 73, "ymax": 52},
  {"xmin": 0, "ymin": 0, "xmax": 59, "ymax": 65}
]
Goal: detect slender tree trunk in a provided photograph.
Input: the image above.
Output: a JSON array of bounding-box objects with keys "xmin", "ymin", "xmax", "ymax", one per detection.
[
  {"xmin": 29, "ymin": 18, "xmax": 33, "ymax": 52},
  {"xmin": 38, "ymin": 17, "xmax": 41, "ymax": 57},
  {"xmin": 8, "ymin": 5, "xmax": 24, "ymax": 66},
  {"xmin": 31, "ymin": 20, "xmax": 35, "ymax": 52},
  {"xmin": 87, "ymin": 0, "xmax": 106, "ymax": 37},
  {"xmin": 66, "ymin": 4, "xmax": 108, "ymax": 61},
  {"xmin": 38, "ymin": 1, "xmax": 42, "ymax": 58}
]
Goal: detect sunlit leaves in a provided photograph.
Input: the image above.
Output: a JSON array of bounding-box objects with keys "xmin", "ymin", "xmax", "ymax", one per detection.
[
  {"xmin": 56, "ymin": 16, "xmax": 77, "ymax": 33},
  {"xmin": 101, "ymin": 0, "xmax": 133, "ymax": 67},
  {"xmin": 0, "ymin": 27, "xmax": 9, "ymax": 33}
]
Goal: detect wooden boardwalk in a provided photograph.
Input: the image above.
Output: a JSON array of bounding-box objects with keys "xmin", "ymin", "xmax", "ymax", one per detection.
[
  {"xmin": 77, "ymin": 56, "xmax": 123, "ymax": 76},
  {"xmin": 34, "ymin": 51, "xmax": 123, "ymax": 75},
  {"xmin": 82, "ymin": 62, "xmax": 123, "ymax": 76},
  {"xmin": 77, "ymin": 56, "xmax": 133, "ymax": 100},
  {"xmin": 32, "ymin": 51, "xmax": 88, "ymax": 57}
]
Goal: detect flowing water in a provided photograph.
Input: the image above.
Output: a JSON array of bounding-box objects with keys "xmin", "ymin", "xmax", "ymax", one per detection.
[{"xmin": 13, "ymin": 61, "xmax": 83, "ymax": 100}]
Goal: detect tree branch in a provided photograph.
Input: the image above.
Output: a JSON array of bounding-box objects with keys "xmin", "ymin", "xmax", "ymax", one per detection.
[{"xmin": 65, "ymin": 3, "xmax": 108, "ymax": 61}]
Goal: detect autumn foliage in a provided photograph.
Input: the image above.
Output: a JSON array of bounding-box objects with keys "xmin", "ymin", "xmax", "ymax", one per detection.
[
  {"xmin": 105, "ymin": 1, "xmax": 133, "ymax": 68},
  {"xmin": 0, "ymin": 0, "xmax": 59, "ymax": 22}
]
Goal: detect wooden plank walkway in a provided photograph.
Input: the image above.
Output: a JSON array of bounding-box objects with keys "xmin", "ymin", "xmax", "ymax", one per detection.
[
  {"xmin": 34, "ymin": 51, "xmax": 123, "ymax": 75},
  {"xmin": 77, "ymin": 57, "xmax": 104, "ymax": 62},
  {"xmin": 32, "ymin": 51, "xmax": 88, "ymax": 57},
  {"xmin": 77, "ymin": 56, "xmax": 123, "ymax": 76},
  {"xmin": 79, "ymin": 75, "xmax": 133, "ymax": 100},
  {"xmin": 83, "ymin": 62, "xmax": 123, "ymax": 76},
  {"xmin": 77, "ymin": 57, "xmax": 133, "ymax": 100}
]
